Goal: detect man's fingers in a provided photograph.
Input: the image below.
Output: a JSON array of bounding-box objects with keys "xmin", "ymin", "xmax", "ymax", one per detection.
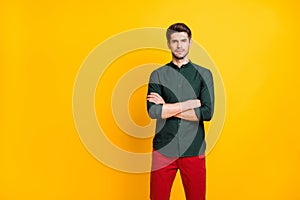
[
  {"xmin": 148, "ymin": 93, "xmax": 165, "ymax": 104},
  {"xmin": 147, "ymin": 94, "xmax": 157, "ymax": 99},
  {"xmin": 150, "ymin": 92, "xmax": 161, "ymax": 98},
  {"xmin": 149, "ymin": 93, "xmax": 164, "ymax": 100},
  {"xmin": 148, "ymin": 94, "xmax": 162, "ymax": 99}
]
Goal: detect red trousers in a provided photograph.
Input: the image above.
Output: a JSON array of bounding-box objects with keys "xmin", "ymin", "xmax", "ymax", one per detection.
[{"xmin": 150, "ymin": 150, "xmax": 206, "ymax": 200}]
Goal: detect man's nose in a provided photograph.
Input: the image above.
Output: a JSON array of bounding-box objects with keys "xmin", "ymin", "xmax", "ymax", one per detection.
[{"xmin": 177, "ymin": 42, "xmax": 182, "ymax": 48}]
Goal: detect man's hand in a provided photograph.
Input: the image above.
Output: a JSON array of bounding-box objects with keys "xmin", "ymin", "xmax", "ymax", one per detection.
[
  {"xmin": 147, "ymin": 92, "xmax": 202, "ymax": 120},
  {"xmin": 147, "ymin": 93, "xmax": 201, "ymax": 108},
  {"xmin": 184, "ymin": 99, "xmax": 201, "ymax": 109},
  {"xmin": 147, "ymin": 92, "xmax": 165, "ymax": 104}
]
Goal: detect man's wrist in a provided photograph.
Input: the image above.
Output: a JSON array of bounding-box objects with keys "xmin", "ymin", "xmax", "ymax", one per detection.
[
  {"xmin": 181, "ymin": 99, "xmax": 200, "ymax": 110},
  {"xmin": 179, "ymin": 101, "xmax": 189, "ymax": 111}
]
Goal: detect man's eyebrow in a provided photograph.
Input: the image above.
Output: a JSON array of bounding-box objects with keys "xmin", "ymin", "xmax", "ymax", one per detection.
[{"xmin": 171, "ymin": 38, "xmax": 188, "ymax": 41}]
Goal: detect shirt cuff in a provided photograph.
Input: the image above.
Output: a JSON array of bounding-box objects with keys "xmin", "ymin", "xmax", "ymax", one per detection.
[
  {"xmin": 149, "ymin": 104, "xmax": 163, "ymax": 119},
  {"xmin": 194, "ymin": 107, "xmax": 201, "ymax": 121}
]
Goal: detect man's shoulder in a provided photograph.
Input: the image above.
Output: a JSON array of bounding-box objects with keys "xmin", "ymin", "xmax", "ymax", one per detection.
[
  {"xmin": 190, "ymin": 62, "xmax": 212, "ymax": 74},
  {"xmin": 151, "ymin": 64, "xmax": 171, "ymax": 74}
]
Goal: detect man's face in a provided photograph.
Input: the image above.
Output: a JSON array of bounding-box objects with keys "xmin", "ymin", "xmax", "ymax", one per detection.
[{"xmin": 167, "ymin": 32, "xmax": 191, "ymax": 60}]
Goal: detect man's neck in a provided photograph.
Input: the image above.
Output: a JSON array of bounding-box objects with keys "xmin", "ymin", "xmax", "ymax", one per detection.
[{"xmin": 172, "ymin": 57, "xmax": 189, "ymax": 68}]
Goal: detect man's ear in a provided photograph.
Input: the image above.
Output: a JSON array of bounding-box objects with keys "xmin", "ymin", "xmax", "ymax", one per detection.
[
  {"xmin": 167, "ymin": 41, "xmax": 171, "ymax": 49},
  {"xmin": 189, "ymin": 39, "xmax": 192, "ymax": 46}
]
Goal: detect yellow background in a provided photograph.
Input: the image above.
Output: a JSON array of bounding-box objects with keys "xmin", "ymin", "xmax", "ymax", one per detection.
[{"xmin": 1, "ymin": 0, "xmax": 300, "ymax": 199}]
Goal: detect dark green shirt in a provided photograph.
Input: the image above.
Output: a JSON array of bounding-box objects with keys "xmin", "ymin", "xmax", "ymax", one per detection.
[{"xmin": 147, "ymin": 61, "xmax": 214, "ymax": 157}]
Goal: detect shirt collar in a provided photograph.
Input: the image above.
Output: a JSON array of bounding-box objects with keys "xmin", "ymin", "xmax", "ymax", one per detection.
[{"xmin": 168, "ymin": 60, "xmax": 192, "ymax": 69}]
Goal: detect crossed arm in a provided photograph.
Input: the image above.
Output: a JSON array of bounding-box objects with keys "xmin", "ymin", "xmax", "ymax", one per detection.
[{"xmin": 147, "ymin": 92, "xmax": 201, "ymax": 121}]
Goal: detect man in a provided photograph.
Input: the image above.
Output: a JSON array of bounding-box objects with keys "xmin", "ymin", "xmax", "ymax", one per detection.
[{"xmin": 146, "ymin": 23, "xmax": 214, "ymax": 200}]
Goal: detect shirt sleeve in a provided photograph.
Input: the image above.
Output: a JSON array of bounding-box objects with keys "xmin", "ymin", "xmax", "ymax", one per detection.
[
  {"xmin": 147, "ymin": 70, "xmax": 163, "ymax": 119},
  {"xmin": 194, "ymin": 69, "xmax": 215, "ymax": 121}
]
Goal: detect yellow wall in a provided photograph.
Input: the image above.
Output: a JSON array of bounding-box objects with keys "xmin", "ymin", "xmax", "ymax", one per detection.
[{"xmin": 1, "ymin": 0, "xmax": 300, "ymax": 199}]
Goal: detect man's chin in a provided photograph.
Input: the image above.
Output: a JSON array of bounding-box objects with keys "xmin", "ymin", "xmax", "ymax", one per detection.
[{"xmin": 172, "ymin": 53, "xmax": 185, "ymax": 60}]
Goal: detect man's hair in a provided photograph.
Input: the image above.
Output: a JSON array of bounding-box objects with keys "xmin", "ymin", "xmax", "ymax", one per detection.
[{"xmin": 166, "ymin": 23, "xmax": 192, "ymax": 42}]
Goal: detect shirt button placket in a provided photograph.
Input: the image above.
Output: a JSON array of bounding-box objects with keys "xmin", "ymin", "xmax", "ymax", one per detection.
[{"xmin": 178, "ymin": 69, "xmax": 184, "ymax": 156}]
